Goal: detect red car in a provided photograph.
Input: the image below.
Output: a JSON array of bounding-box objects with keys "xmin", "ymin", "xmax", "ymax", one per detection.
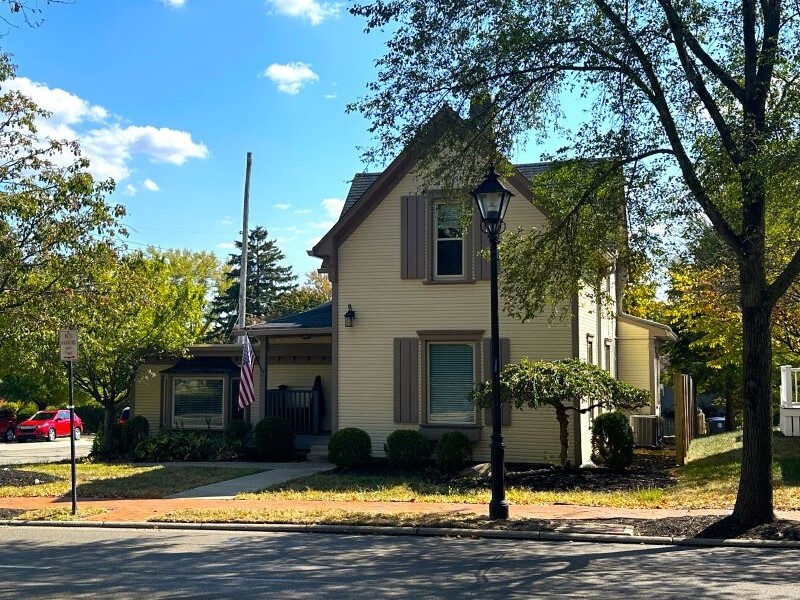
[
  {"xmin": 0, "ymin": 408, "xmax": 16, "ymax": 442},
  {"xmin": 16, "ymin": 409, "xmax": 83, "ymax": 442}
]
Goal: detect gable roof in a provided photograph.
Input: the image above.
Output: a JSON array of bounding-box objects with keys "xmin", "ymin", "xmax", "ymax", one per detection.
[{"xmin": 310, "ymin": 110, "xmax": 543, "ymax": 273}]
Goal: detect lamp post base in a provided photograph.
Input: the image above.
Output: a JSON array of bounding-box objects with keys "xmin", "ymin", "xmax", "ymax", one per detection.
[{"xmin": 489, "ymin": 500, "xmax": 509, "ymax": 520}]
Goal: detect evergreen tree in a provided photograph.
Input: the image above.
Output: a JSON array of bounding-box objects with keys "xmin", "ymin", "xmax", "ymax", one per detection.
[{"xmin": 205, "ymin": 227, "xmax": 298, "ymax": 341}]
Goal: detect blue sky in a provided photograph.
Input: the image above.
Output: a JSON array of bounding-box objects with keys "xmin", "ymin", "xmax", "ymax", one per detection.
[{"xmin": 1, "ymin": 0, "xmax": 554, "ymax": 277}]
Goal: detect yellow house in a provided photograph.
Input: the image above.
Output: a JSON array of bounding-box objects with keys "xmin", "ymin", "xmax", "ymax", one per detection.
[{"xmin": 132, "ymin": 129, "xmax": 673, "ymax": 466}]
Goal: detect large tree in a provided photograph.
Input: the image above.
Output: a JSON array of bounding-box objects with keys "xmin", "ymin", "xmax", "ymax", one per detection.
[
  {"xmin": 205, "ymin": 227, "xmax": 298, "ymax": 341},
  {"xmin": 54, "ymin": 249, "xmax": 209, "ymax": 454},
  {"xmin": 350, "ymin": 0, "xmax": 800, "ymax": 525}
]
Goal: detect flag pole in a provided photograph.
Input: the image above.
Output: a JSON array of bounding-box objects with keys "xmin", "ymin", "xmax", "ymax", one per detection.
[{"xmin": 238, "ymin": 152, "xmax": 252, "ymax": 342}]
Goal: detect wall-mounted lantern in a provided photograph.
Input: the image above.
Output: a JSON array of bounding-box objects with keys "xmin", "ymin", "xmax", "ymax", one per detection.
[{"xmin": 344, "ymin": 304, "xmax": 356, "ymax": 328}]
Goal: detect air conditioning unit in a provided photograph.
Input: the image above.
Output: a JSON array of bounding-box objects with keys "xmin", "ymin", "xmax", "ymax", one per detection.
[{"xmin": 630, "ymin": 415, "xmax": 662, "ymax": 448}]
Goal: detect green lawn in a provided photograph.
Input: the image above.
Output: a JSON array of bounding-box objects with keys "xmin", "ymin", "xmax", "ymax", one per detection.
[
  {"xmin": 242, "ymin": 432, "xmax": 800, "ymax": 511},
  {"xmin": 0, "ymin": 463, "xmax": 264, "ymax": 499}
]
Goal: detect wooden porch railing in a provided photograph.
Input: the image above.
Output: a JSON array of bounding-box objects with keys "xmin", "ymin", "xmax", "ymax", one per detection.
[{"xmin": 265, "ymin": 387, "xmax": 322, "ymax": 435}]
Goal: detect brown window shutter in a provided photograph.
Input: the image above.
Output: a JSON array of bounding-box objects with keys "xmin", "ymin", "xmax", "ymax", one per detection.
[
  {"xmin": 401, "ymin": 196, "xmax": 425, "ymax": 279},
  {"xmin": 483, "ymin": 338, "xmax": 511, "ymax": 426},
  {"xmin": 472, "ymin": 208, "xmax": 491, "ymax": 281},
  {"xmin": 394, "ymin": 338, "xmax": 419, "ymax": 423}
]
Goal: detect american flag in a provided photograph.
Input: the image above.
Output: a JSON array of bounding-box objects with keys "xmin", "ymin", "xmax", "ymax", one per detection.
[{"xmin": 238, "ymin": 336, "xmax": 256, "ymax": 409}]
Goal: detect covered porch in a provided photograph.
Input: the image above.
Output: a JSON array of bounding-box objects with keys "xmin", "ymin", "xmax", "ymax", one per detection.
[
  {"xmin": 248, "ymin": 302, "xmax": 333, "ymax": 450},
  {"xmin": 780, "ymin": 365, "xmax": 800, "ymax": 436}
]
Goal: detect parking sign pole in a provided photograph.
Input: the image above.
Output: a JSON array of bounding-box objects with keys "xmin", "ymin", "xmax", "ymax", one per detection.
[
  {"xmin": 60, "ymin": 329, "xmax": 78, "ymax": 516},
  {"xmin": 68, "ymin": 359, "xmax": 77, "ymax": 515}
]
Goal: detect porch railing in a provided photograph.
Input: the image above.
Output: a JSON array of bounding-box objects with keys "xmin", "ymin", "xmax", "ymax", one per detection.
[{"xmin": 265, "ymin": 388, "xmax": 321, "ymax": 435}]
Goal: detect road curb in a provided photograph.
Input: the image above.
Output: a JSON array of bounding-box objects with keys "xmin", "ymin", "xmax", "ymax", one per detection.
[{"xmin": 3, "ymin": 519, "xmax": 799, "ymax": 549}]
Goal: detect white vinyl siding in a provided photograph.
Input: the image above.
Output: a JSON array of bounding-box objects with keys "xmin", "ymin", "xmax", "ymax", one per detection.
[
  {"xmin": 428, "ymin": 343, "xmax": 475, "ymax": 424},
  {"xmin": 173, "ymin": 377, "xmax": 224, "ymax": 429}
]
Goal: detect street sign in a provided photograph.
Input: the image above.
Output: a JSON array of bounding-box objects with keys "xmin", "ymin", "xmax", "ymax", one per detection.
[{"xmin": 60, "ymin": 330, "xmax": 78, "ymax": 361}]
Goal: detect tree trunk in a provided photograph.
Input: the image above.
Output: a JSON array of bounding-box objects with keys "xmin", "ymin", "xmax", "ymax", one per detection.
[
  {"xmin": 731, "ymin": 256, "xmax": 775, "ymax": 526},
  {"xmin": 555, "ymin": 405, "xmax": 570, "ymax": 468}
]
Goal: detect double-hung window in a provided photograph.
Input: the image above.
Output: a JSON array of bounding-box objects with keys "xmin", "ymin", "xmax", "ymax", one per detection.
[
  {"xmin": 427, "ymin": 342, "xmax": 475, "ymax": 424},
  {"xmin": 434, "ymin": 202, "xmax": 464, "ymax": 278}
]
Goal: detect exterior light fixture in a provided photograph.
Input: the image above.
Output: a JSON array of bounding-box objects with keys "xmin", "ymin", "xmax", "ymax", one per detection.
[
  {"xmin": 344, "ymin": 304, "xmax": 356, "ymax": 328},
  {"xmin": 471, "ymin": 165, "xmax": 514, "ymax": 521}
]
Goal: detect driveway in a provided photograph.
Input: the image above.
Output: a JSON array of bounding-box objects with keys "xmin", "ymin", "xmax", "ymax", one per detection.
[{"xmin": 0, "ymin": 435, "xmax": 94, "ymax": 465}]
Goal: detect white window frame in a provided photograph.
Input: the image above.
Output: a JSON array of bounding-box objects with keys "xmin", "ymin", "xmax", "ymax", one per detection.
[
  {"xmin": 426, "ymin": 341, "xmax": 476, "ymax": 425},
  {"xmin": 433, "ymin": 201, "xmax": 465, "ymax": 279},
  {"xmin": 172, "ymin": 376, "xmax": 226, "ymax": 430}
]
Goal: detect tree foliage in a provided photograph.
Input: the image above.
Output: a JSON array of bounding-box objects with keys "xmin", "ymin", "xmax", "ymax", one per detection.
[
  {"xmin": 351, "ymin": 0, "xmax": 800, "ymax": 525},
  {"xmin": 474, "ymin": 358, "xmax": 648, "ymax": 467},
  {"xmin": 205, "ymin": 226, "xmax": 298, "ymax": 341}
]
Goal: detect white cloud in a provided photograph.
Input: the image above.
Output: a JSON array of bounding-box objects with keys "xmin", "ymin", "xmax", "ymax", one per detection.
[
  {"xmin": 5, "ymin": 77, "xmax": 107, "ymax": 126},
  {"xmin": 309, "ymin": 220, "xmax": 335, "ymax": 230},
  {"xmin": 266, "ymin": 0, "xmax": 339, "ymax": 25},
  {"xmin": 220, "ymin": 216, "xmax": 234, "ymax": 225},
  {"xmin": 124, "ymin": 184, "xmax": 137, "ymax": 196},
  {"xmin": 274, "ymin": 203, "xmax": 291, "ymax": 210},
  {"xmin": 5, "ymin": 77, "xmax": 208, "ymax": 182},
  {"xmin": 218, "ymin": 242, "xmax": 235, "ymax": 250},
  {"xmin": 143, "ymin": 178, "xmax": 160, "ymax": 192},
  {"xmin": 160, "ymin": 0, "xmax": 185, "ymax": 7},
  {"xmin": 264, "ymin": 62, "xmax": 318, "ymax": 95},
  {"xmin": 324, "ymin": 93, "xmax": 337, "ymax": 100},
  {"xmin": 321, "ymin": 197, "xmax": 344, "ymax": 218},
  {"xmin": 294, "ymin": 208, "xmax": 311, "ymax": 214}
]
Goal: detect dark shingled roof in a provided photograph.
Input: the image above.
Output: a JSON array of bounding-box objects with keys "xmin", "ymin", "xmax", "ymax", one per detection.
[
  {"xmin": 162, "ymin": 356, "xmax": 239, "ymax": 374},
  {"xmin": 341, "ymin": 173, "xmax": 381, "ymax": 217},
  {"xmin": 269, "ymin": 301, "xmax": 332, "ymax": 328},
  {"xmin": 341, "ymin": 163, "xmax": 552, "ymax": 220}
]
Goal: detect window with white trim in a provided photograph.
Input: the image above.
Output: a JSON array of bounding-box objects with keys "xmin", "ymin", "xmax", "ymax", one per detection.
[
  {"xmin": 173, "ymin": 377, "xmax": 225, "ymax": 429},
  {"xmin": 427, "ymin": 343, "xmax": 475, "ymax": 424},
  {"xmin": 434, "ymin": 202, "xmax": 464, "ymax": 278}
]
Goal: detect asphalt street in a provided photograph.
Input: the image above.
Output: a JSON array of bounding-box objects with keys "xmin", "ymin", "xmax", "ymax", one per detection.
[
  {"xmin": 0, "ymin": 526, "xmax": 795, "ymax": 599},
  {"xmin": 0, "ymin": 435, "xmax": 93, "ymax": 465}
]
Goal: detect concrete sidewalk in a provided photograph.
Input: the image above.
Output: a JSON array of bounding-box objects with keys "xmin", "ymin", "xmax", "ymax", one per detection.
[{"xmin": 167, "ymin": 461, "xmax": 334, "ymax": 499}]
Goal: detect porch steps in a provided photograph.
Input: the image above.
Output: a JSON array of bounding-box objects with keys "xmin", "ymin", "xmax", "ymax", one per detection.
[{"xmin": 306, "ymin": 444, "xmax": 330, "ymax": 461}]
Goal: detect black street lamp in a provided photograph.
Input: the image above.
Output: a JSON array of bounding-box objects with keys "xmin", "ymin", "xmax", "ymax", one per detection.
[{"xmin": 471, "ymin": 165, "xmax": 513, "ymax": 520}]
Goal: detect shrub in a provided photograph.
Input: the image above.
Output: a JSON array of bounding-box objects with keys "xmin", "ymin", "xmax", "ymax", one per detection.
[
  {"xmin": 253, "ymin": 417, "xmax": 294, "ymax": 461},
  {"xmin": 591, "ymin": 411, "xmax": 634, "ymax": 472},
  {"xmin": 90, "ymin": 422, "xmax": 123, "ymax": 460},
  {"xmin": 132, "ymin": 429, "xmax": 227, "ymax": 462},
  {"xmin": 328, "ymin": 427, "xmax": 372, "ymax": 468},
  {"xmin": 384, "ymin": 429, "xmax": 430, "ymax": 468},
  {"xmin": 435, "ymin": 430, "xmax": 472, "ymax": 472},
  {"xmin": 75, "ymin": 404, "xmax": 105, "ymax": 433},
  {"xmin": 225, "ymin": 419, "xmax": 253, "ymax": 449},
  {"xmin": 120, "ymin": 415, "xmax": 150, "ymax": 457}
]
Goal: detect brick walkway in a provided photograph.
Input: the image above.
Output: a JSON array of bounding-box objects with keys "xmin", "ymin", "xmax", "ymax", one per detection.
[{"xmin": 2, "ymin": 495, "xmax": 798, "ymax": 524}]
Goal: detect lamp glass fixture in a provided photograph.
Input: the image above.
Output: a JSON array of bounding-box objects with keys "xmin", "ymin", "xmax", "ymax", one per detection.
[{"xmin": 344, "ymin": 304, "xmax": 355, "ymax": 327}]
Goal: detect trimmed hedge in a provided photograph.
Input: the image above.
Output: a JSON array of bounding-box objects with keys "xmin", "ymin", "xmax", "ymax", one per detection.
[
  {"xmin": 435, "ymin": 431, "xmax": 472, "ymax": 472},
  {"xmin": 253, "ymin": 417, "xmax": 294, "ymax": 461},
  {"xmin": 385, "ymin": 429, "xmax": 430, "ymax": 468},
  {"xmin": 591, "ymin": 410, "xmax": 634, "ymax": 472},
  {"xmin": 328, "ymin": 427, "xmax": 372, "ymax": 468}
]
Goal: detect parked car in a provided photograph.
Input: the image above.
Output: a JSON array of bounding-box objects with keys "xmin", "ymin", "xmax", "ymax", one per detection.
[
  {"xmin": 118, "ymin": 406, "xmax": 130, "ymax": 424},
  {"xmin": 0, "ymin": 408, "xmax": 16, "ymax": 442},
  {"xmin": 16, "ymin": 409, "xmax": 83, "ymax": 442}
]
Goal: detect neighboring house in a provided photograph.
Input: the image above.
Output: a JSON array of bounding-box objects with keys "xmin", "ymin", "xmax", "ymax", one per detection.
[{"xmin": 131, "ymin": 122, "xmax": 674, "ymax": 466}]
